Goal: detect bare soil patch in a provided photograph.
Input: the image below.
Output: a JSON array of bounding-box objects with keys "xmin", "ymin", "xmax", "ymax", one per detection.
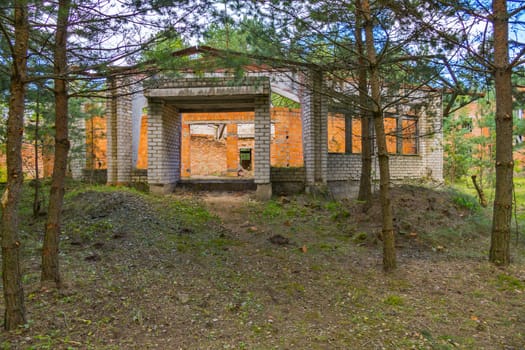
[{"xmin": 1, "ymin": 184, "xmax": 524, "ymax": 349}]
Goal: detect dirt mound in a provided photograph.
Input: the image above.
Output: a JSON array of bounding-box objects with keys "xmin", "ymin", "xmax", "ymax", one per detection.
[
  {"xmin": 62, "ymin": 190, "xmax": 160, "ymax": 247},
  {"xmin": 346, "ymin": 184, "xmax": 481, "ymax": 249},
  {"xmin": 64, "ymin": 190, "xmax": 153, "ymax": 220}
]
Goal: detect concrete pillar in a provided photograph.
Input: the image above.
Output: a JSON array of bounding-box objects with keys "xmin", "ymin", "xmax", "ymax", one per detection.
[
  {"xmin": 181, "ymin": 123, "xmax": 191, "ymax": 177},
  {"xmin": 69, "ymin": 115, "xmax": 85, "ymax": 180},
  {"xmin": 147, "ymin": 100, "xmax": 181, "ymax": 194},
  {"xmin": 106, "ymin": 78, "xmax": 117, "ymax": 184},
  {"xmin": 301, "ymin": 69, "xmax": 328, "ymax": 192},
  {"xmin": 226, "ymin": 123, "xmax": 239, "ymax": 176},
  {"xmin": 106, "ymin": 78, "xmax": 133, "ymax": 185},
  {"xmin": 254, "ymin": 95, "xmax": 272, "ymax": 200}
]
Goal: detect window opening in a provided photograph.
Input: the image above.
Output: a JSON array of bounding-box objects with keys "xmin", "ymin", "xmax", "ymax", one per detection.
[{"xmin": 239, "ymin": 148, "xmax": 252, "ymax": 171}]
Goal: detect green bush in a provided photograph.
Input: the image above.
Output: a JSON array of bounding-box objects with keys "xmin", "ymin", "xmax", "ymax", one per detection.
[{"xmin": 450, "ymin": 190, "xmax": 480, "ymax": 212}]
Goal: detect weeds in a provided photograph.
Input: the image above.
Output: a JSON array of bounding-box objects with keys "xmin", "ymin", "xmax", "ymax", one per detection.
[
  {"xmin": 262, "ymin": 200, "xmax": 283, "ymax": 219},
  {"xmin": 495, "ymin": 273, "xmax": 525, "ymax": 291},
  {"xmin": 450, "ymin": 189, "xmax": 480, "ymax": 212},
  {"xmin": 383, "ymin": 295, "xmax": 404, "ymax": 306}
]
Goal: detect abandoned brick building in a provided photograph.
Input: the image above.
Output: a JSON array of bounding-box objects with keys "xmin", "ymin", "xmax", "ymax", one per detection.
[{"xmin": 72, "ymin": 47, "xmax": 444, "ymax": 199}]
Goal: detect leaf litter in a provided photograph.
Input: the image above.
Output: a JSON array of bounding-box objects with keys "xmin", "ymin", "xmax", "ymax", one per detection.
[{"xmin": 1, "ymin": 184, "xmax": 524, "ymax": 349}]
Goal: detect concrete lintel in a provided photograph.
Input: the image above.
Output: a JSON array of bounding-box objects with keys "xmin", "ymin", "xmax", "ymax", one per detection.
[
  {"xmin": 146, "ymin": 86, "xmax": 265, "ymax": 98},
  {"xmin": 184, "ymin": 119, "xmax": 254, "ymax": 125},
  {"xmin": 256, "ymin": 183, "xmax": 272, "ymax": 201},
  {"xmin": 149, "ymin": 183, "xmax": 176, "ymax": 195}
]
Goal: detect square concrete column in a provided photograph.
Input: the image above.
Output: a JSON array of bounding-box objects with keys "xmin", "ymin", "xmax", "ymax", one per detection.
[
  {"xmin": 301, "ymin": 70, "xmax": 328, "ymax": 191},
  {"xmin": 254, "ymin": 95, "xmax": 272, "ymax": 200},
  {"xmin": 181, "ymin": 123, "xmax": 191, "ymax": 178},
  {"xmin": 147, "ymin": 101, "xmax": 181, "ymax": 194},
  {"xmin": 106, "ymin": 78, "xmax": 133, "ymax": 185},
  {"xmin": 226, "ymin": 123, "xmax": 239, "ymax": 176}
]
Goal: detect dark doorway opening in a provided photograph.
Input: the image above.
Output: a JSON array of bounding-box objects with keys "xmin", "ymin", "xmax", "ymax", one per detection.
[{"xmin": 240, "ymin": 148, "xmax": 252, "ymax": 170}]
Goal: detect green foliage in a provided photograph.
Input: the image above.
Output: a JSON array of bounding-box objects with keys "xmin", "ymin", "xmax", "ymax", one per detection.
[
  {"xmin": 0, "ymin": 163, "xmax": 6, "ymax": 182},
  {"xmin": 495, "ymin": 274, "xmax": 525, "ymax": 291},
  {"xmin": 450, "ymin": 189, "xmax": 480, "ymax": 212},
  {"xmin": 352, "ymin": 232, "xmax": 368, "ymax": 243},
  {"xmin": 141, "ymin": 34, "xmax": 187, "ymax": 66},
  {"xmin": 383, "ymin": 295, "xmax": 404, "ymax": 306},
  {"xmin": 443, "ymin": 94, "xmax": 495, "ymax": 184},
  {"xmin": 262, "ymin": 200, "xmax": 283, "ymax": 219},
  {"xmin": 271, "ymin": 93, "xmax": 300, "ymax": 109},
  {"xmin": 324, "ymin": 201, "xmax": 350, "ymax": 221},
  {"xmin": 203, "ymin": 22, "xmax": 249, "ymax": 52}
]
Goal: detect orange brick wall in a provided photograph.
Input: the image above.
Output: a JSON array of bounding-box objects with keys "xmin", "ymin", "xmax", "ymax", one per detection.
[
  {"xmin": 189, "ymin": 135, "xmax": 227, "ymax": 176},
  {"xmin": 136, "ymin": 116, "xmax": 148, "ymax": 169},
  {"xmin": 184, "ymin": 111, "xmax": 255, "ymax": 123},
  {"xmin": 178, "ymin": 108, "xmax": 304, "ymax": 177},
  {"xmin": 271, "ymin": 108, "xmax": 304, "ymax": 167},
  {"xmin": 328, "ymin": 114, "xmax": 346, "ymax": 153},
  {"xmin": 0, "ymin": 143, "xmax": 52, "ymax": 179},
  {"xmin": 85, "ymin": 116, "xmax": 107, "ymax": 169},
  {"xmin": 327, "ymin": 114, "xmax": 363, "ymax": 154}
]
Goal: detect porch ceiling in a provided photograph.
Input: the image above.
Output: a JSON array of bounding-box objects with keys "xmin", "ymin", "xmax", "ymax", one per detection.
[{"xmin": 159, "ymin": 95, "xmax": 258, "ymax": 113}]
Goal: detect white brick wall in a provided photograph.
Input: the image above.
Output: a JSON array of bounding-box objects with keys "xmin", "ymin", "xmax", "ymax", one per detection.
[
  {"xmin": 106, "ymin": 77, "xmax": 133, "ymax": 184},
  {"xmin": 254, "ymin": 95, "xmax": 271, "ymax": 184},
  {"xmin": 301, "ymin": 70, "xmax": 328, "ymax": 185},
  {"xmin": 147, "ymin": 101, "xmax": 180, "ymax": 185}
]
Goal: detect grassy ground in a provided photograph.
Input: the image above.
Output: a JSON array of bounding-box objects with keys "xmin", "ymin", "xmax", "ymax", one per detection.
[{"xmin": 0, "ymin": 179, "xmax": 524, "ymax": 349}]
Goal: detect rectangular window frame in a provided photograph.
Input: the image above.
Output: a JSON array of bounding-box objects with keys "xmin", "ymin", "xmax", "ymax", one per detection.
[
  {"xmin": 327, "ymin": 111, "xmax": 419, "ymax": 156},
  {"xmin": 384, "ymin": 113, "xmax": 419, "ymax": 155}
]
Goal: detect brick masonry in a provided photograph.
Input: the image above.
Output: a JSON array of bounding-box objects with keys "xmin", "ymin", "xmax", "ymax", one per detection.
[
  {"xmin": 301, "ymin": 70, "xmax": 328, "ymax": 186},
  {"xmin": 98, "ymin": 72, "xmax": 443, "ymax": 197},
  {"xmin": 326, "ymin": 91, "xmax": 444, "ymax": 183},
  {"xmin": 254, "ymin": 96, "xmax": 271, "ymax": 185},
  {"xmin": 106, "ymin": 77, "xmax": 133, "ymax": 185},
  {"xmin": 189, "ymin": 136, "xmax": 228, "ymax": 176},
  {"xmin": 147, "ymin": 101, "xmax": 181, "ymax": 188}
]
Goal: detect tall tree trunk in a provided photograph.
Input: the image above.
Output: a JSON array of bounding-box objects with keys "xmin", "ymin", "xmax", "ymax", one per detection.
[
  {"xmin": 33, "ymin": 91, "xmax": 41, "ymax": 217},
  {"xmin": 1, "ymin": 0, "xmax": 29, "ymax": 330},
  {"xmin": 41, "ymin": 0, "xmax": 71, "ymax": 287},
  {"xmin": 489, "ymin": 0, "xmax": 513, "ymax": 266},
  {"xmin": 362, "ymin": 0, "xmax": 396, "ymax": 271},
  {"xmin": 355, "ymin": 0, "xmax": 372, "ymax": 205}
]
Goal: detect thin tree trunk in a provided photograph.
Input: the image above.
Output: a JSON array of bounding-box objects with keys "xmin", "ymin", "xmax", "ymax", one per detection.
[
  {"xmin": 489, "ymin": 0, "xmax": 513, "ymax": 266},
  {"xmin": 33, "ymin": 91, "xmax": 41, "ymax": 217},
  {"xmin": 355, "ymin": 0, "xmax": 372, "ymax": 205},
  {"xmin": 471, "ymin": 175, "xmax": 488, "ymax": 207},
  {"xmin": 362, "ymin": 0, "xmax": 396, "ymax": 271},
  {"xmin": 41, "ymin": 0, "xmax": 71, "ymax": 287},
  {"xmin": 1, "ymin": 0, "xmax": 29, "ymax": 330},
  {"xmin": 90, "ymin": 117, "xmax": 95, "ymax": 183}
]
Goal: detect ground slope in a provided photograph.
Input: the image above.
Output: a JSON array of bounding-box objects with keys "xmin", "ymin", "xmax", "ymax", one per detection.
[{"xmin": 1, "ymin": 184, "xmax": 524, "ymax": 349}]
